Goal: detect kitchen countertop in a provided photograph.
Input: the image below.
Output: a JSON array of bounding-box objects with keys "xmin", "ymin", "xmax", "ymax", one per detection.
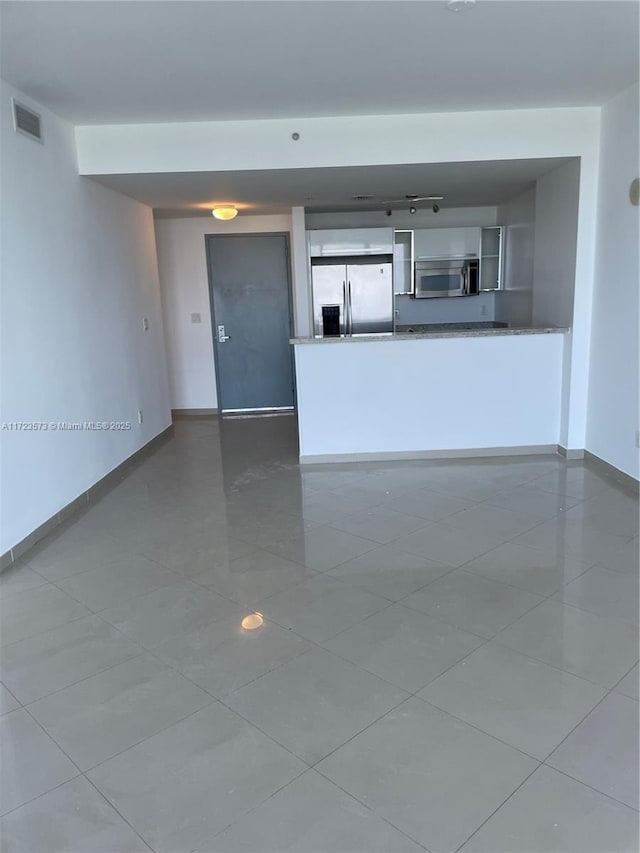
[{"xmin": 290, "ymin": 325, "xmax": 569, "ymax": 344}]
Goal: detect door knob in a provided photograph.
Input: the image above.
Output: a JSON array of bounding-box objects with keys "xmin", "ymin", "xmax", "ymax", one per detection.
[{"xmin": 217, "ymin": 325, "xmax": 231, "ymax": 343}]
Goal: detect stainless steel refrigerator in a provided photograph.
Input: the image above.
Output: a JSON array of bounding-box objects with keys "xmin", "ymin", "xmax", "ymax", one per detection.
[{"xmin": 311, "ymin": 255, "xmax": 394, "ymax": 337}]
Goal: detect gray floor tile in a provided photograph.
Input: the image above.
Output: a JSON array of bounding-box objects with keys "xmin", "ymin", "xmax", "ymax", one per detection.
[
  {"xmin": 327, "ymin": 543, "xmax": 452, "ymax": 600},
  {"xmin": 555, "ymin": 565, "xmax": 639, "ymax": 626},
  {"xmin": 55, "ymin": 554, "xmax": 179, "ymax": 612},
  {"xmin": 317, "ymin": 697, "xmax": 537, "ymax": 853},
  {"xmin": 494, "ymin": 599, "xmax": 639, "ymax": 688},
  {"xmin": 266, "ymin": 525, "xmax": 378, "ymax": 572},
  {"xmin": 0, "ymin": 709, "xmax": 78, "ymax": 815},
  {"xmin": 198, "ymin": 769, "xmax": 423, "ymax": 852},
  {"xmin": 24, "ymin": 527, "xmax": 137, "ymax": 582},
  {"xmin": 402, "ymin": 569, "xmax": 543, "ymax": 638},
  {"xmin": 100, "ymin": 581, "xmax": 243, "ymax": 649},
  {"xmin": 0, "ymin": 615, "xmax": 143, "ymax": 704},
  {"xmin": 154, "ymin": 614, "xmax": 311, "ymax": 697},
  {"xmin": 420, "ymin": 642, "xmax": 605, "ymax": 759},
  {"xmin": 442, "ymin": 503, "xmax": 544, "ymax": 542},
  {"xmin": 29, "ymin": 654, "xmax": 212, "ymax": 770},
  {"xmin": 0, "ymin": 586, "xmax": 90, "ymax": 646},
  {"xmin": 0, "ymin": 777, "xmax": 150, "ymax": 852},
  {"xmin": 533, "ymin": 468, "xmax": 615, "ymax": 499},
  {"xmin": 562, "ymin": 491, "xmax": 639, "ymax": 539},
  {"xmin": 463, "ymin": 541, "xmax": 593, "ymax": 596},
  {"xmin": 485, "ymin": 482, "xmax": 582, "ymax": 519},
  {"xmin": 88, "ymin": 703, "xmax": 305, "ymax": 853},
  {"xmin": 616, "ymin": 663, "xmax": 639, "ymax": 700},
  {"xmin": 0, "ymin": 563, "xmax": 47, "ymax": 599},
  {"xmin": 459, "ymin": 765, "xmax": 638, "ymax": 853},
  {"xmin": 512, "ymin": 520, "xmax": 634, "ymax": 567},
  {"xmin": 394, "ymin": 520, "xmax": 505, "ymax": 567},
  {"xmin": 299, "ymin": 492, "xmax": 374, "ymax": 525},
  {"xmin": 0, "ymin": 683, "xmax": 20, "ymax": 715},
  {"xmin": 328, "ymin": 506, "xmax": 426, "ymax": 544},
  {"xmin": 193, "ymin": 548, "xmax": 316, "ymax": 606},
  {"xmin": 593, "ymin": 536, "xmax": 639, "ymax": 576},
  {"xmin": 378, "ymin": 486, "xmax": 478, "ymax": 522},
  {"xmin": 142, "ymin": 532, "xmax": 258, "ymax": 578},
  {"xmin": 547, "ymin": 691, "xmax": 639, "ymax": 808},
  {"xmin": 225, "ymin": 647, "xmax": 407, "ymax": 764},
  {"xmin": 258, "ymin": 575, "xmax": 390, "ymax": 643},
  {"xmin": 323, "ymin": 603, "xmax": 484, "ymax": 692}
]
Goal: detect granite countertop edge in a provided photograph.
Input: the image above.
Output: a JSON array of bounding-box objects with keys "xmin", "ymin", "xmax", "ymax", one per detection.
[{"xmin": 290, "ymin": 327, "xmax": 570, "ymax": 344}]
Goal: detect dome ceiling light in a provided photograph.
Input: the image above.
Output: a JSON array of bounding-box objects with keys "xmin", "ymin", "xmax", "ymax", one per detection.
[{"xmin": 212, "ymin": 206, "xmax": 238, "ymax": 220}]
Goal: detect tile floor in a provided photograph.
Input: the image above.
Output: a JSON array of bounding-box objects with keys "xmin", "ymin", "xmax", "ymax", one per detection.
[{"xmin": 0, "ymin": 416, "xmax": 638, "ymax": 852}]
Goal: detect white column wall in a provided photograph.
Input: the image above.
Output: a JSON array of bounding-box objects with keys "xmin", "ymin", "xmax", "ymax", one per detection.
[{"xmin": 586, "ymin": 83, "xmax": 640, "ymax": 479}]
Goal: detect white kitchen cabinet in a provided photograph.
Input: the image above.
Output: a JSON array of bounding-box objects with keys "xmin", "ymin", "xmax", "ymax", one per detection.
[
  {"xmin": 413, "ymin": 227, "xmax": 481, "ymax": 259},
  {"xmin": 307, "ymin": 228, "xmax": 394, "ymax": 257},
  {"xmin": 393, "ymin": 231, "xmax": 413, "ymax": 294},
  {"xmin": 479, "ymin": 226, "xmax": 504, "ymax": 290}
]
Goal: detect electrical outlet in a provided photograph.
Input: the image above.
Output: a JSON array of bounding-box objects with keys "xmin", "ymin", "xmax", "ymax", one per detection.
[
  {"xmin": 480, "ymin": 305, "xmax": 488, "ymax": 316},
  {"xmin": 137, "ymin": 410, "xmax": 143, "ymax": 424},
  {"xmin": 142, "ymin": 318, "xmax": 149, "ymax": 332},
  {"xmin": 191, "ymin": 313, "xmax": 202, "ymax": 324}
]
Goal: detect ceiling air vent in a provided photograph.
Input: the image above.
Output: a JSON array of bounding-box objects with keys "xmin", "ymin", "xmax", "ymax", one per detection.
[
  {"xmin": 12, "ymin": 99, "xmax": 43, "ymax": 143},
  {"xmin": 352, "ymin": 195, "xmax": 373, "ymax": 201}
]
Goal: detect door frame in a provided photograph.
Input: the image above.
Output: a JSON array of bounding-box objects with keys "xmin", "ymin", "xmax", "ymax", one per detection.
[{"xmin": 204, "ymin": 231, "xmax": 296, "ymax": 416}]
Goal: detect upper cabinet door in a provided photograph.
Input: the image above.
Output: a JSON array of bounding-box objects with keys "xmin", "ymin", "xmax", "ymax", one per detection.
[
  {"xmin": 413, "ymin": 227, "xmax": 481, "ymax": 259},
  {"xmin": 307, "ymin": 228, "xmax": 394, "ymax": 257}
]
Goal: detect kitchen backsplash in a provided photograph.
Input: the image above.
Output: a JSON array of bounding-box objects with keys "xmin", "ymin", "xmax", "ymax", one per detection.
[{"xmin": 395, "ymin": 292, "xmax": 496, "ymax": 325}]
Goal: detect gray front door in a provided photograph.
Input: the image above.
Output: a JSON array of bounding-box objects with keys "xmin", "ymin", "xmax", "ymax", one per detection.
[{"xmin": 206, "ymin": 234, "xmax": 294, "ymax": 413}]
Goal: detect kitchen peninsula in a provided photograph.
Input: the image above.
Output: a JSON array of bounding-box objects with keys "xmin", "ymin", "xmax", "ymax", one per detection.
[{"xmin": 291, "ymin": 325, "xmax": 569, "ymax": 463}]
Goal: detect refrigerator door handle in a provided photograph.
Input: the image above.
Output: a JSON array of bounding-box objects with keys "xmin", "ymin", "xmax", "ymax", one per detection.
[
  {"xmin": 347, "ymin": 281, "xmax": 353, "ymax": 335},
  {"xmin": 342, "ymin": 280, "xmax": 347, "ymax": 334}
]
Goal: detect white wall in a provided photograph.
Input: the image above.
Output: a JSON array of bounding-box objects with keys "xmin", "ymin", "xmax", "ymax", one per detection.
[
  {"xmin": 0, "ymin": 81, "xmax": 171, "ymax": 554},
  {"xmin": 586, "ymin": 83, "xmax": 640, "ymax": 480},
  {"xmin": 532, "ymin": 160, "xmax": 580, "ymax": 328},
  {"xmin": 305, "ymin": 207, "xmax": 497, "ymax": 231},
  {"xmin": 294, "ymin": 333, "xmax": 565, "ymax": 460},
  {"xmin": 154, "ymin": 214, "xmax": 292, "ymax": 409},
  {"xmin": 395, "ymin": 293, "xmax": 496, "ymax": 325},
  {"xmin": 495, "ymin": 187, "xmax": 536, "ymax": 327}
]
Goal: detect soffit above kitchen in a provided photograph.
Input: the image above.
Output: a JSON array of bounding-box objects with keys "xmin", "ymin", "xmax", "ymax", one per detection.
[
  {"xmin": 1, "ymin": 1, "xmax": 638, "ymax": 125},
  {"xmin": 90, "ymin": 157, "xmax": 572, "ymax": 218}
]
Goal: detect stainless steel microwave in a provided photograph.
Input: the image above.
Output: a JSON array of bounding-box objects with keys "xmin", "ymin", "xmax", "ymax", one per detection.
[{"xmin": 414, "ymin": 257, "xmax": 479, "ymax": 298}]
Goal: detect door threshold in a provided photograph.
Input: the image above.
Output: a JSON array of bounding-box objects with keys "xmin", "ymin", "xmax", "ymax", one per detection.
[{"xmin": 221, "ymin": 407, "xmax": 295, "ymax": 419}]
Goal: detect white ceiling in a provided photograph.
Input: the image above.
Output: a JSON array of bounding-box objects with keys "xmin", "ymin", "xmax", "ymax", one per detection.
[
  {"xmin": 1, "ymin": 1, "xmax": 638, "ymax": 125},
  {"xmin": 91, "ymin": 158, "xmax": 572, "ymax": 216}
]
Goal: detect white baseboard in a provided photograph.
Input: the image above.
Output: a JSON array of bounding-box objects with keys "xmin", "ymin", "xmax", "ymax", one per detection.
[
  {"xmin": 557, "ymin": 445, "xmax": 585, "ymax": 460},
  {"xmin": 300, "ymin": 445, "xmax": 559, "ymax": 465}
]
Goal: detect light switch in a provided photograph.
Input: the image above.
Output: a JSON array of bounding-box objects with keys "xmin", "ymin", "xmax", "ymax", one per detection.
[
  {"xmin": 142, "ymin": 317, "xmax": 149, "ymax": 331},
  {"xmin": 191, "ymin": 313, "xmax": 202, "ymax": 324}
]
